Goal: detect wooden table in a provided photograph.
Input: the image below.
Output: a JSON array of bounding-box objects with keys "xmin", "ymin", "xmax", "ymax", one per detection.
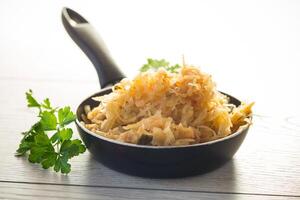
[{"xmin": 1, "ymin": 1, "xmax": 299, "ymax": 199}]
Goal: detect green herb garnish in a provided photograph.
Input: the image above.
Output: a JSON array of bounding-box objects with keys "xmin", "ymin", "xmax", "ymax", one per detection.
[
  {"xmin": 140, "ymin": 58, "xmax": 180, "ymax": 73},
  {"xmin": 16, "ymin": 90, "xmax": 86, "ymax": 174}
]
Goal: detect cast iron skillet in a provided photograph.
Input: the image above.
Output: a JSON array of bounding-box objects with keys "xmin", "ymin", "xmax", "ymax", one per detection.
[{"xmin": 62, "ymin": 7, "xmax": 251, "ymax": 178}]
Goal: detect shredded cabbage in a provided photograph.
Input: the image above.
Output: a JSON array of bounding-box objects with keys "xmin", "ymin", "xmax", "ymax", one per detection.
[{"xmin": 84, "ymin": 66, "xmax": 253, "ymax": 146}]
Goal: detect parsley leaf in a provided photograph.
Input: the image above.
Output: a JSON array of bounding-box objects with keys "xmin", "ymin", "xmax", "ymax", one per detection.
[
  {"xmin": 58, "ymin": 106, "xmax": 76, "ymax": 126},
  {"xmin": 166, "ymin": 64, "xmax": 180, "ymax": 73},
  {"xmin": 26, "ymin": 89, "xmax": 40, "ymax": 108},
  {"xmin": 16, "ymin": 90, "xmax": 86, "ymax": 174},
  {"xmin": 54, "ymin": 154, "xmax": 71, "ymax": 174},
  {"xmin": 60, "ymin": 139, "xmax": 86, "ymax": 159},
  {"xmin": 140, "ymin": 58, "xmax": 181, "ymax": 73},
  {"xmin": 51, "ymin": 128, "xmax": 73, "ymax": 143},
  {"xmin": 58, "ymin": 128, "xmax": 73, "ymax": 141},
  {"xmin": 41, "ymin": 152, "xmax": 57, "ymax": 169},
  {"xmin": 40, "ymin": 111, "xmax": 57, "ymax": 131},
  {"xmin": 41, "ymin": 98, "xmax": 52, "ymax": 109},
  {"xmin": 28, "ymin": 132, "xmax": 54, "ymax": 163},
  {"xmin": 16, "ymin": 122, "xmax": 43, "ymax": 156}
]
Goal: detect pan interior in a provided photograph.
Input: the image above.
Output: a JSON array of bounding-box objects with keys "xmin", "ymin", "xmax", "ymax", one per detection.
[{"xmin": 76, "ymin": 88, "xmax": 246, "ymax": 148}]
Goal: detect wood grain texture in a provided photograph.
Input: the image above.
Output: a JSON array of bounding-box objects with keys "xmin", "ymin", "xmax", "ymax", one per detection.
[
  {"xmin": 0, "ymin": 182, "xmax": 299, "ymax": 200},
  {"xmin": 0, "ymin": 79, "xmax": 299, "ymax": 198}
]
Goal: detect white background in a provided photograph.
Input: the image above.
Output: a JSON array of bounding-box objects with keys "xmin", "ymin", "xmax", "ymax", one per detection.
[{"xmin": 0, "ymin": 0, "xmax": 300, "ymax": 117}]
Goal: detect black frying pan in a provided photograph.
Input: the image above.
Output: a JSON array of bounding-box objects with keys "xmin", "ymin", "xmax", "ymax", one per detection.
[{"xmin": 62, "ymin": 7, "xmax": 251, "ymax": 178}]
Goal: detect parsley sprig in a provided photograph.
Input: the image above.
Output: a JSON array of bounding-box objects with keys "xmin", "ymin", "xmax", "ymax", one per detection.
[
  {"xmin": 15, "ymin": 90, "xmax": 86, "ymax": 174},
  {"xmin": 140, "ymin": 58, "xmax": 180, "ymax": 73}
]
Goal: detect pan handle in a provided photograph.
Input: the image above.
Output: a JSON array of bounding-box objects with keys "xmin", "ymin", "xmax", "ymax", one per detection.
[{"xmin": 61, "ymin": 7, "xmax": 125, "ymax": 88}]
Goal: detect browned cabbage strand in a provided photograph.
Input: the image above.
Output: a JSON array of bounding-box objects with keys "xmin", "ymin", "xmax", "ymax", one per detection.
[{"xmin": 83, "ymin": 66, "xmax": 253, "ymax": 146}]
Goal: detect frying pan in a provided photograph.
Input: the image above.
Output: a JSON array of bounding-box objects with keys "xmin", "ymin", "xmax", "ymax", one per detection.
[{"xmin": 62, "ymin": 7, "xmax": 251, "ymax": 178}]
